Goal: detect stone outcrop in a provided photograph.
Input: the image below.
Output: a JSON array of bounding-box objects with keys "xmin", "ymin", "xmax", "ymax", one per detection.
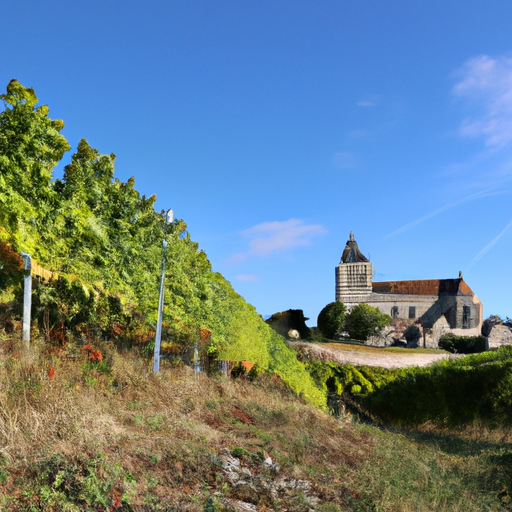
[
  {"xmin": 214, "ymin": 448, "xmax": 319, "ymax": 511},
  {"xmin": 483, "ymin": 317, "xmax": 512, "ymax": 349}
]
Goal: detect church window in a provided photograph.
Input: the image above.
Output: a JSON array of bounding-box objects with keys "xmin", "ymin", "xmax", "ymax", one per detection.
[
  {"xmin": 462, "ymin": 305, "xmax": 471, "ymax": 328},
  {"xmin": 408, "ymin": 306, "xmax": 416, "ymax": 319}
]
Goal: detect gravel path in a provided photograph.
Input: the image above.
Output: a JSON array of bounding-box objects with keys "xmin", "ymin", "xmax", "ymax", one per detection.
[{"xmin": 291, "ymin": 342, "xmax": 460, "ymax": 369}]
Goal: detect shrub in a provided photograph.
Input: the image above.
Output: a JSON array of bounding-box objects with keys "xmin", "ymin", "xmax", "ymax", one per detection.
[
  {"xmin": 404, "ymin": 325, "xmax": 421, "ymax": 347},
  {"xmin": 345, "ymin": 303, "xmax": 391, "ymax": 341},
  {"xmin": 317, "ymin": 302, "xmax": 346, "ymax": 339},
  {"xmin": 364, "ymin": 346, "xmax": 512, "ymax": 427},
  {"xmin": 308, "ymin": 326, "xmax": 324, "ymax": 342},
  {"xmin": 438, "ymin": 333, "xmax": 487, "ymax": 354}
]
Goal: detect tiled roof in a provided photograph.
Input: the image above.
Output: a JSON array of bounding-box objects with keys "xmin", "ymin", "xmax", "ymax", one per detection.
[{"xmin": 372, "ymin": 278, "xmax": 475, "ymax": 296}]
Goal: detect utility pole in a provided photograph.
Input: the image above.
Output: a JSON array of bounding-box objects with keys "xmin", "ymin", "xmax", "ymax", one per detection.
[
  {"xmin": 20, "ymin": 252, "xmax": 32, "ymax": 348},
  {"xmin": 153, "ymin": 209, "xmax": 173, "ymax": 372}
]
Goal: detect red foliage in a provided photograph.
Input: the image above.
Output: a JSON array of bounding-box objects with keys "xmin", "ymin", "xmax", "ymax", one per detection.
[
  {"xmin": 80, "ymin": 344, "xmax": 103, "ymax": 362},
  {"xmin": 109, "ymin": 322, "xmax": 123, "ymax": 336},
  {"xmin": 0, "ymin": 241, "xmax": 23, "ymax": 286},
  {"xmin": 200, "ymin": 328, "xmax": 212, "ymax": 342},
  {"xmin": 110, "ymin": 490, "xmax": 122, "ymax": 510},
  {"xmin": 48, "ymin": 321, "xmax": 67, "ymax": 346}
]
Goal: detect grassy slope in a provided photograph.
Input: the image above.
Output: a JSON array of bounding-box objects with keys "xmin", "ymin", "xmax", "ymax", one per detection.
[{"xmin": 0, "ymin": 336, "xmax": 511, "ymax": 511}]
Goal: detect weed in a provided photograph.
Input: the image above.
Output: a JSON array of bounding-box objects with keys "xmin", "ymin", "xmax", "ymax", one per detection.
[{"xmin": 230, "ymin": 446, "xmax": 249, "ymax": 458}]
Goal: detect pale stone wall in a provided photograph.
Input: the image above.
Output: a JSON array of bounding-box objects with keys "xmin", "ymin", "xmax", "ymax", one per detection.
[
  {"xmin": 366, "ymin": 292, "xmax": 483, "ymax": 347},
  {"xmin": 367, "ymin": 293, "xmax": 438, "ymax": 321},
  {"xmin": 487, "ymin": 324, "xmax": 512, "ymax": 349},
  {"xmin": 335, "ymin": 262, "xmax": 372, "ymax": 308}
]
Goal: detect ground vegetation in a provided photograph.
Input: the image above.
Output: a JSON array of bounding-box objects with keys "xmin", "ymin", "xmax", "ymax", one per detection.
[{"xmin": 0, "ymin": 334, "xmax": 510, "ymax": 511}]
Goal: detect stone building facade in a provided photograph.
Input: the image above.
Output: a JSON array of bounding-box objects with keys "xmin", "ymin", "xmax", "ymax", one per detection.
[{"xmin": 335, "ymin": 233, "xmax": 483, "ymax": 347}]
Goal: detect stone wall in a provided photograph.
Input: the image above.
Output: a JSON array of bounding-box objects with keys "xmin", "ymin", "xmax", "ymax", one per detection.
[
  {"xmin": 486, "ymin": 324, "xmax": 512, "ymax": 349},
  {"xmin": 335, "ymin": 262, "xmax": 372, "ymax": 307}
]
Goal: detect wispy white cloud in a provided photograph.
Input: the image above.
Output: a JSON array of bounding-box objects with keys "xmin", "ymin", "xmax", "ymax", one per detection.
[
  {"xmin": 236, "ymin": 274, "xmax": 258, "ymax": 282},
  {"xmin": 453, "ymin": 54, "xmax": 512, "ymax": 147},
  {"xmin": 466, "ymin": 217, "xmax": 512, "ymax": 271},
  {"xmin": 226, "ymin": 219, "xmax": 327, "ymax": 264},
  {"xmin": 243, "ymin": 219, "xmax": 327, "ymax": 255},
  {"xmin": 334, "ymin": 151, "xmax": 358, "ymax": 169},
  {"xmin": 388, "ymin": 188, "xmax": 503, "ymax": 237},
  {"xmin": 357, "ymin": 100, "xmax": 375, "ymax": 107}
]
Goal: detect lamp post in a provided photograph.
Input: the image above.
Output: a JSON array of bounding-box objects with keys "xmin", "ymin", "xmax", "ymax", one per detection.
[{"xmin": 153, "ymin": 209, "xmax": 173, "ymax": 372}]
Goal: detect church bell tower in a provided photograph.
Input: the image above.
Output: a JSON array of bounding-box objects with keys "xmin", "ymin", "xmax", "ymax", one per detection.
[{"xmin": 335, "ymin": 232, "xmax": 373, "ymax": 307}]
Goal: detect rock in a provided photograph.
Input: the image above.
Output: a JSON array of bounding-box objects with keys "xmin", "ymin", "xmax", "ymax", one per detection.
[
  {"xmin": 287, "ymin": 329, "xmax": 300, "ymax": 340},
  {"xmin": 216, "ymin": 449, "xmax": 317, "ymax": 509},
  {"xmin": 487, "ymin": 324, "xmax": 512, "ymax": 349},
  {"xmin": 366, "ymin": 325, "xmax": 397, "ymax": 347}
]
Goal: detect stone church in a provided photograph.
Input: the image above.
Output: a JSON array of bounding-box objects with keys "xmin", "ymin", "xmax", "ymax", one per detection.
[{"xmin": 335, "ymin": 233, "xmax": 483, "ymax": 347}]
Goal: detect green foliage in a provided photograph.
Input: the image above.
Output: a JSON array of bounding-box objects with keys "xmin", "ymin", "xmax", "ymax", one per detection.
[
  {"xmin": 364, "ymin": 345, "xmax": 512, "ymax": 428},
  {"xmin": 0, "ymin": 80, "xmax": 326, "ymax": 409},
  {"xmin": 317, "ymin": 301, "xmax": 346, "ymax": 339},
  {"xmin": 308, "ymin": 326, "xmax": 324, "ymax": 342},
  {"xmin": 306, "ymin": 360, "xmax": 399, "ymax": 402},
  {"xmin": 26, "ymin": 454, "xmax": 135, "ymax": 510},
  {"xmin": 438, "ymin": 332, "xmax": 487, "ymax": 354},
  {"xmin": 403, "ymin": 325, "xmax": 421, "ymax": 345},
  {"xmin": 346, "ymin": 303, "xmax": 391, "ymax": 341},
  {"xmin": 308, "ymin": 347, "xmax": 512, "ymax": 428},
  {"xmin": 0, "ymin": 79, "xmax": 70, "ymax": 253},
  {"xmin": 230, "ymin": 446, "xmax": 250, "ymax": 458}
]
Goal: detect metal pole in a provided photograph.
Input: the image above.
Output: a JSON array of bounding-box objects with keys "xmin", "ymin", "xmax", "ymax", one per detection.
[
  {"xmin": 153, "ymin": 209, "xmax": 173, "ymax": 372},
  {"xmin": 153, "ymin": 239, "xmax": 167, "ymax": 372},
  {"xmin": 20, "ymin": 252, "xmax": 32, "ymax": 348}
]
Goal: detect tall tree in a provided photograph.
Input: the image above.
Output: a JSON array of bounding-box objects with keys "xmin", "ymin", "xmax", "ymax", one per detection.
[{"xmin": 0, "ymin": 80, "xmax": 70, "ymax": 254}]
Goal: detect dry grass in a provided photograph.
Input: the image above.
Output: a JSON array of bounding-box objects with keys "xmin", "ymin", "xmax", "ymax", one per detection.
[{"xmin": 0, "ymin": 335, "xmax": 510, "ymax": 511}]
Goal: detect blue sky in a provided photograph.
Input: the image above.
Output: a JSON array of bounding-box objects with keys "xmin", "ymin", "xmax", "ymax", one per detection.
[{"xmin": 2, "ymin": 1, "xmax": 512, "ymax": 322}]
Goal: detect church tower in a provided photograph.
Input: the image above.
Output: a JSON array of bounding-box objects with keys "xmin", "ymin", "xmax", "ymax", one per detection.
[{"xmin": 335, "ymin": 232, "xmax": 373, "ymax": 307}]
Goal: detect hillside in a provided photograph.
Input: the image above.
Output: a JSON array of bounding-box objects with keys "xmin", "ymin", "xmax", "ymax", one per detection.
[{"xmin": 0, "ymin": 337, "xmax": 511, "ymax": 511}]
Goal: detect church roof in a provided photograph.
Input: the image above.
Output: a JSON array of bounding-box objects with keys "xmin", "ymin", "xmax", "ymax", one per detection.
[{"xmin": 372, "ymin": 278, "xmax": 476, "ymax": 296}]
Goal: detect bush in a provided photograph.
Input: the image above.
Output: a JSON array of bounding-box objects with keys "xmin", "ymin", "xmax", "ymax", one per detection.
[
  {"xmin": 305, "ymin": 360, "xmax": 400, "ymax": 402},
  {"xmin": 345, "ymin": 303, "xmax": 391, "ymax": 341},
  {"xmin": 438, "ymin": 333, "xmax": 487, "ymax": 354},
  {"xmin": 317, "ymin": 302, "xmax": 346, "ymax": 339},
  {"xmin": 364, "ymin": 346, "xmax": 512, "ymax": 427},
  {"xmin": 404, "ymin": 325, "xmax": 421, "ymax": 347}
]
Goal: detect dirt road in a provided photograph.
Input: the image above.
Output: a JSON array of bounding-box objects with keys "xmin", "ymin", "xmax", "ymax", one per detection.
[{"xmin": 291, "ymin": 342, "xmax": 459, "ymax": 369}]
